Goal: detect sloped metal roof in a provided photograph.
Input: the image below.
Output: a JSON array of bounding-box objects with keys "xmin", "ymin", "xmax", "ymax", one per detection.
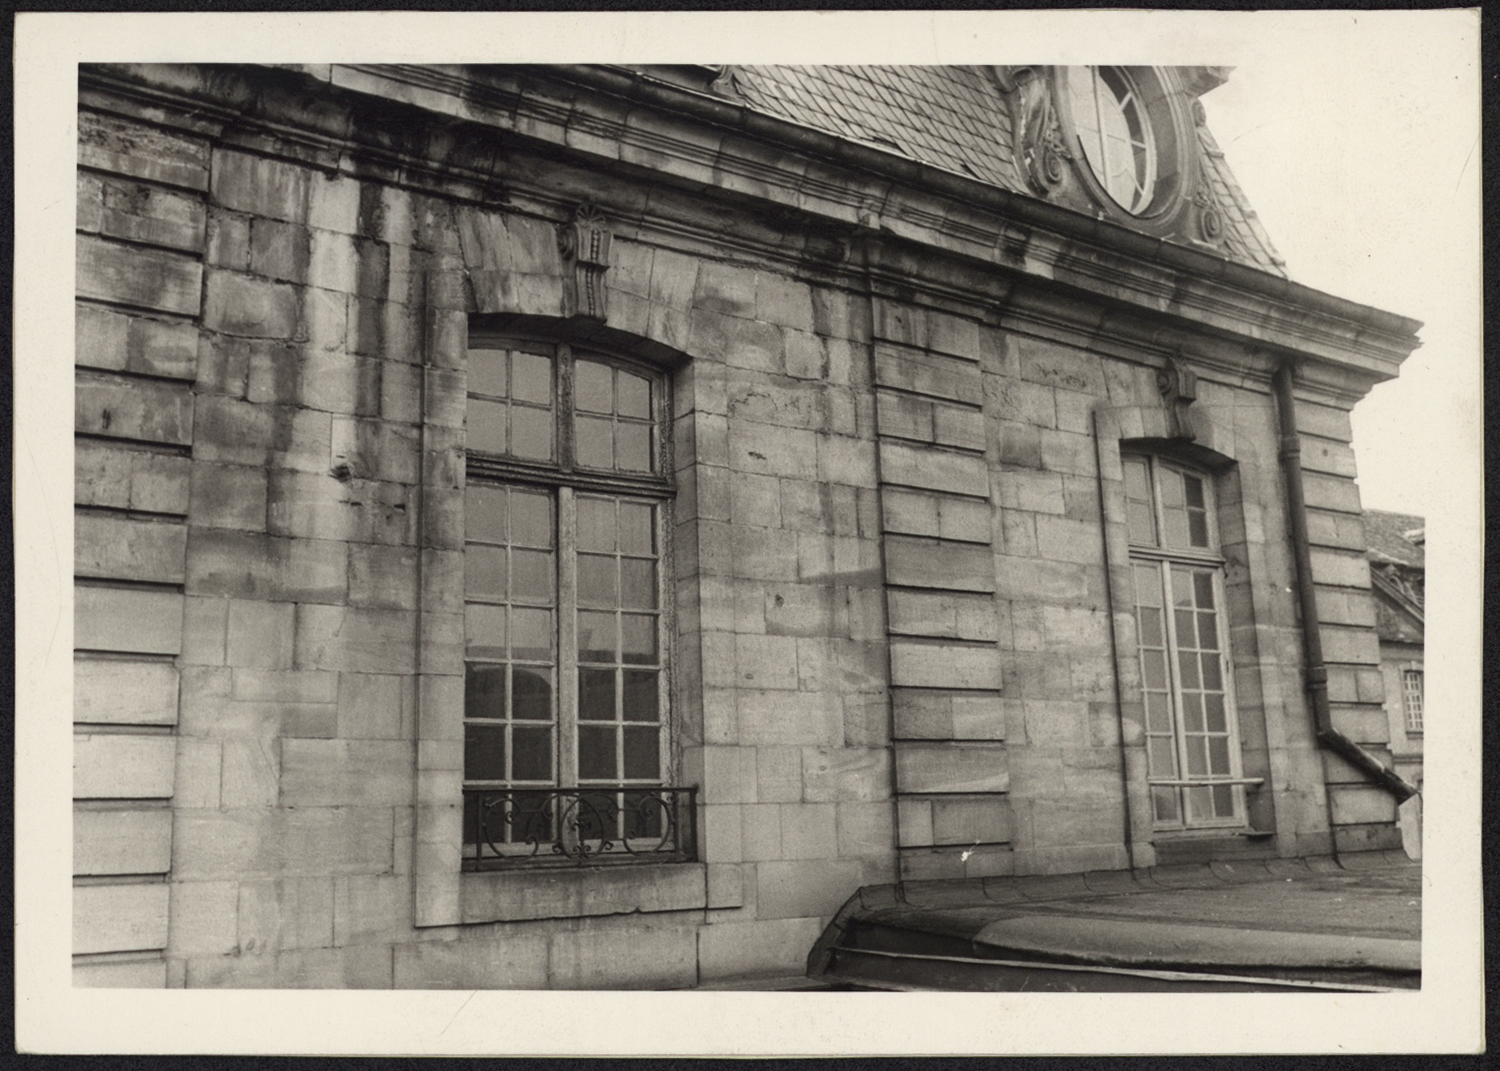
[
  {"xmin": 1365, "ymin": 509, "xmax": 1425, "ymax": 569},
  {"xmin": 723, "ymin": 65, "xmax": 1287, "ymax": 276}
]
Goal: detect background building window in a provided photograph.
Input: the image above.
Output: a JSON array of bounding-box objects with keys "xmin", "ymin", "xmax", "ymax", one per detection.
[
  {"xmin": 463, "ymin": 339, "xmax": 671, "ymax": 858},
  {"xmin": 1123, "ymin": 454, "xmax": 1244, "ymax": 829},
  {"xmin": 1402, "ymin": 668, "xmax": 1424, "ymax": 733}
]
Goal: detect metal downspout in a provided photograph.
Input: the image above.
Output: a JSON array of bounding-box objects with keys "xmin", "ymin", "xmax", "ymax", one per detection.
[{"xmin": 1271, "ymin": 363, "xmax": 1418, "ymax": 848}]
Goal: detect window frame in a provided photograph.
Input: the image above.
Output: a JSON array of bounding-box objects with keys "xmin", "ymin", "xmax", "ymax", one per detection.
[
  {"xmin": 462, "ymin": 335, "xmax": 677, "ymax": 857},
  {"xmin": 1065, "ymin": 65, "xmax": 1157, "ymax": 215},
  {"xmin": 1401, "ymin": 666, "xmax": 1424, "ymax": 734},
  {"xmin": 1123, "ymin": 452, "xmax": 1251, "ymax": 832}
]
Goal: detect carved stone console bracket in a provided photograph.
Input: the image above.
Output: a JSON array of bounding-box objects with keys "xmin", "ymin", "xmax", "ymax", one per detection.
[
  {"xmin": 558, "ymin": 203, "xmax": 612, "ymax": 325},
  {"xmin": 1158, "ymin": 353, "xmax": 1200, "ymax": 441}
]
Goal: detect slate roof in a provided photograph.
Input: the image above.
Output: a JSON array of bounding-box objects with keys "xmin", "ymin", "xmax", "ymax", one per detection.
[
  {"xmin": 722, "ymin": 65, "xmax": 1287, "ymax": 276},
  {"xmin": 1365, "ymin": 510, "xmax": 1425, "ymax": 569}
]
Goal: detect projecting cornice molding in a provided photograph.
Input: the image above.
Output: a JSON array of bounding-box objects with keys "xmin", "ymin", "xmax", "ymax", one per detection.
[{"xmin": 78, "ymin": 61, "xmax": 1422, "ymax": 392}]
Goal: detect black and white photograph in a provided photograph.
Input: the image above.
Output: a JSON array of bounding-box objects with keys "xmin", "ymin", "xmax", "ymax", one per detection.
[{"xmin": 15, "ymin": 8, "xmax": 1482, "ymax": 1055}]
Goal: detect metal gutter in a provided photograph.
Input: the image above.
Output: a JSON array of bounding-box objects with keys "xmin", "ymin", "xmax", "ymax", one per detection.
[
  {"xmin": 546, "ymin": 63, "xmax": 1423, "ymax": 343},
  {"xmin": 1272, "ymin": 362, "xmax": 1420, "ymax": 808}
]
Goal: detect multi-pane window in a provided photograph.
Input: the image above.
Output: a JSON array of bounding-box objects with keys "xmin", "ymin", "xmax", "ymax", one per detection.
[
  {"xmin": 462, "ymin": 339, "xmax": 671, "ymax": 857},
  {"xmin": 1124, "ymin": 454, "xmax": 1244, "ymax": 829},
  {"xmin": 1402, "ymin": 668, "xmax": 1424, "ymax": 733},
  {"xmin": 1066, "ymin": 66, "xmax": 1156, "ymax": 214}
]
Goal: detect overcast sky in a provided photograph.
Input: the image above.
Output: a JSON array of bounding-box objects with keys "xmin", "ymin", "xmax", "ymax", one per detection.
[{"xmin": 1195, "ymin": 17, "xmax": 1481, "ymax": 520}]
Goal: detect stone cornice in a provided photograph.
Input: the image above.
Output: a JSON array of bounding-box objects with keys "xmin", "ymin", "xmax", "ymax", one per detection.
[{"xmin": 79, "ymin": 61, "xmax": 1421, "ymax": 397}]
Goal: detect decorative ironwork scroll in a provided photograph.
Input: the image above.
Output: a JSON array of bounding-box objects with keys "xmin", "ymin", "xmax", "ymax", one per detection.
[
  {"xmin": 558, "ymin": 203, "xmax": 612, "ymax": 325},
  {"xmin": 463, "ymin": 786, "xmax": 698, "ymax": 869}
]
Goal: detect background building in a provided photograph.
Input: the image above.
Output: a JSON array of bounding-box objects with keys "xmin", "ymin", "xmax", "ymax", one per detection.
[
  {"xmin": 1365, "ymin": 509, "xmax": 1425, "ymax": 857},
  {"xmin": 72, "ymin": 62, "xmax": 1420, "ymax": 989}
]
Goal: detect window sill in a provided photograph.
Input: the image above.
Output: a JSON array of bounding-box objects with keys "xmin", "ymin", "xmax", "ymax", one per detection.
[{"xmin": 459, "ymin": 860, "xmax": 707, "ymax": 924}]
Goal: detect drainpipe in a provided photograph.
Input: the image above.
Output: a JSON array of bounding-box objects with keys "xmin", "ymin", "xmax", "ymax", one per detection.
[{"xmin": 1272, "ymin": 363, "xmax": 1418, "ymax": 814}]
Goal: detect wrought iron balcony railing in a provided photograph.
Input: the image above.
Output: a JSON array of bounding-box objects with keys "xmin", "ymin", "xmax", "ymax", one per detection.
[{"xmin": 462, "ymin": 786, "xmax": 698, "ymax": 870}]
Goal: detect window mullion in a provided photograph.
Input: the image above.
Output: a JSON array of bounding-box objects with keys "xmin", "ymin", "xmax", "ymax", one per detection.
[
  {"xmin": 1158, "ymin": 558, "xmax": 1192, "ymax": 820},
  {"xmin": 556, "ymin": 486, "xmax": 579, "ymax": 789}
]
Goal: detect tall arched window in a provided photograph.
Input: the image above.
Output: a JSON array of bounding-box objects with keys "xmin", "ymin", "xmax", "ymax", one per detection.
[
  {"xmin": 462, "ymin": 337, "xmax": 675, "ymax": 864},
  {"xmin": 1123, "ymin": 454, "xmax": 1245, "ymax": 829}
]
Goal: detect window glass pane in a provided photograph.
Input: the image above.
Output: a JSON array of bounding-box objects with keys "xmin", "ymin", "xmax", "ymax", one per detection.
[
  {"xmin": 1207, "ymin": 737, "xmax": 1231, "ymax": 775},
  {"xmin": 508, "ymin": 607, "xmax": 552, "ymax": 662},
  {"xmin": 465, "ymin": 546, "xmax": 507, "ymax": 600},
  {"xmin": 1204, "ymin": 693, "xmax": 1226, "ymax": 733},
  {"xmin": 1181, "ymin": 692, "xmax": 1203, "ymax": 732},
  {"xmin": 1197, "ymin": 612, "xmax": 1219, "ymax": 649},
  {"xmin": 577, "ymin": 554, "xmax": 618, "ymax": 608},
  {"xmin": 1211, "ymin": 784, "xmax": 1235, "ymax": 817},
  {"xmin": 1144, "ymin": 691, "xmax": 1172, "ymax": 733},
  {"xmin": 1138, "ymin": 607, "xmax": 1163, "ymax": 647},
  {"xmin": 1142, "ymin": 650, "xmax": 1167, "ymax": 690},
  {"xmin": 511, "ymin": 549, "xmax": 554, "ymax": 601},
  {"xmin": 576, "ymin": 497, "xmax": 616, "ymax": 552},
  {"xmin": 1200, "ymin": 653, "xmax": 1222, "ymax": 692},
  {"xmin": 1188, "ymin": 510, "xmax": 1210, "ymax": 547},
  {"xmin": 1193, "ymin": 572, "xmax": 1215, "ymax": 609},
  {"xmin": 620, "ymin": 614, "xmax": 658, "ymax": 665},
  {"xmin": 622, "ymin": 670, "xmax": 659, "ymax": 723},
  {"xmin": 1163, "ymin": 507, "xmax": 1189, "ymax": 548},
  {"xmin": 576, "ymin": 360, "xmax": 614, "ymax": 414},
  {"xmin": 579, "ymin": 725, "xmax": 617, "ymax": 780},
  {"xmin": 511, "ymin": 727, "xmax": 553, "ymax": 781},
  {"xmin": 1178, "ymin": 650, "xmax": 1201, "ymax": 690},
  {"xmin": 1127, "ymin": 503, "xmax": 1157, "ymax": 546},
  {"xmin": 1175, "ymin": 609, "xmax": 1196, "ymax": 647},
  {"xmin": 1152, "ymin": 786, "xmax": 1179, "ymax": 824},
  {"xmin": 464, "ymin": 723, "xmax": 507, "ymax": 781},
  {"xmin": 1124, "ymin": 457, "xmax": 1151, "ymax": 499},
  {"xmin": 509, "ymin": 491, "xmax": 553, "ymax": 548},
  {"xmin": 1149, "ymin": 736, "xmax": 1177, "ymax": 776},
  {"xmin": 1133, "ymin": 564, "xmax": 1162, "ymax": 607},
  {"xmin": 466, "ymin": 485, "xmax": 507, "ymax": 537},
  {"xmin": 511, "ymin": 668, "xmax": 552, "ymax": 720},
  {"xmin": 623, "ymin": 726, "xmax": 660, "ymax": 780},
  {"xmin": 619, "ymin": 559, "xmax": 657, "ymax": 609},
  {"xmin": 465, "ymin": 604, "xmax": 506, "ymax": 660},
  {"xmin": 467, "ymin": 398, "xmax": 509, "ymax": 455},
  {"xmin": 464, "ymin": 665, "xmax": 507, "ymax": 720},
  {"xmin": 510, "ymin": 351, "xmax": 552, "ymax": 405},
  {"xmin": 618, "ymin": 502, "xmax": 654, "ymax": 555},
  {"xmin": 1171, "ymin": 567, "xmax": 1195, "ymax": 607},
  {"xmin": 468, "ymin": 349, "xmax": 509, "ymax": 398},
  {"xmin": 576, "ymin": 415, "xmax": 613, "ymax": 469},
  {"xmin": 617, "ymin": 371, "xmax": 651, "ymax": 419},
  {"xmin": 1159, "ymin": 468, "xmax": 1184, "ymax": 507},
  {"xmin": 616, "ymin": 422, "xmax": 652, "ymax": 473},
  {"xmin": 1183, "ymin": 474, "xmax": 1205, "ymax": 509},
  {"xmin": 578, "ymin": 612, "xmax": 617, "ymax": 664},
  {"xmin": 1185, "ymin": 737, "xmax": 1208, "ymax": 777},
  {"xmin": 578, "ymin": 668, "xmax": 615, "ymax": 722},
  {"xmin": 510, "ymin": 405, "xmax": 553, "ymax": 462},
  {"xmin": 1184, "ymin": 785, "xmax": 1212, "ymax": 823}
]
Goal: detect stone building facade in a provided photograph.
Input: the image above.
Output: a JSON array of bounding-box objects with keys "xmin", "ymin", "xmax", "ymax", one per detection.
[{"xmin": 72, "ymin": 62, "xmax": 1420, "ymax": 988}]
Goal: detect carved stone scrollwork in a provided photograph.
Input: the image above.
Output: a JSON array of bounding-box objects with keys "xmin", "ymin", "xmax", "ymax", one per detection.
[
  {"xmin": 1010, "ymin": 67, "xmax": 1069, "ymax": 197},
  {"xmin": 558, "ymin": 203, "xmax": 612, "ymax": 325},
  {"xmin": 1193, "ymin": 186, "xmax": 1224, "ymax": 244},
  {"xmin": 1157, "ymin": 353, "xmax": 1200, "ymax": 441}
]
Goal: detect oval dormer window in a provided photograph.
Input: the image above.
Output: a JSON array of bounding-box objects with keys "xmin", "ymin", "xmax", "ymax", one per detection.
[{"xmin": 1064, "ymin": 66, "xmax": 1156, "ymax": 215}]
